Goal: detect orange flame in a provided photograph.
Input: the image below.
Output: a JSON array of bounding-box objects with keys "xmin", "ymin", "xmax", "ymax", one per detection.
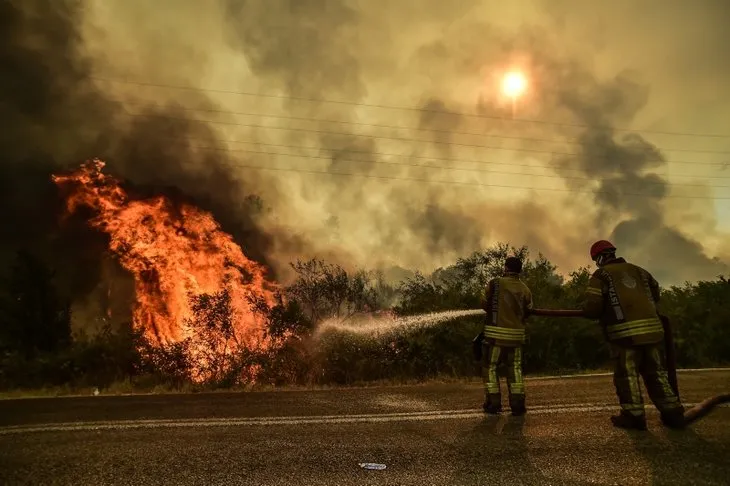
[{"xmin": 53, "ymin": 159, "xmax": 278, "ymax": 380}]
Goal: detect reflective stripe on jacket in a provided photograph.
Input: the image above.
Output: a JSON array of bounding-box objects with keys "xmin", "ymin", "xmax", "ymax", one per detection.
[
  {"xmin": 606, "ymin": 317, "xmax": 664, "ymax": 341},
  {"xmin": 484, "ymin": 325, "xmax": 526, "ymax": 344},
  {"xmin": 480, "ymin": 273, "xmax": 533, "ymax": 347},
  {"xmin": 581, "ymin": 258, "xmax": 663, "ymax": 346}
]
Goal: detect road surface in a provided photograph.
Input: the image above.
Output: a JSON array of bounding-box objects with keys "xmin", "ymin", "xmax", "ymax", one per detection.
[{"xmin": 1, "ymin": 370, "xmax": 729, "ymax": 485}]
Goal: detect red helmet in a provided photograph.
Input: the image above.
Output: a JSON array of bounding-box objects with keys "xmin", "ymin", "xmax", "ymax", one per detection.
[{"xmin": 590, "ymin": 240, "xmax": 616, "ymax": 260}]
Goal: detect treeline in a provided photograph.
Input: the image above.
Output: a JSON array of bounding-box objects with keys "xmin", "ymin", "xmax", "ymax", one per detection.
[{"xmin": 1, "ymin": 244, "xmax": 729, "ymax": 391}]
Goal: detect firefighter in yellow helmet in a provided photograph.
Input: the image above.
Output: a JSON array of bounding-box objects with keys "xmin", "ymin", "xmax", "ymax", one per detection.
[
  {"xmin": 582, "ymin": 240, "xmax": 685, "ymax": 430},
  {"xmin": 479, "ymin": 256, "xmax": 533, "ymax": 416}
]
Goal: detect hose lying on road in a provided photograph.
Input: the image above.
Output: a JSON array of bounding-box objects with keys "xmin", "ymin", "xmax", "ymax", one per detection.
[
  {"xmin": 659, "ymin": 315, "xmax": 730, "ymax": 425},
  {"xmin": 683, "ymin": 393, "xmax": 730, "ymax": 424}
]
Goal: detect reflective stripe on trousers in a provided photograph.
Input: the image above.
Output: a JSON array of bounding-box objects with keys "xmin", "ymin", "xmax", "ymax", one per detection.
[
  {"xmin": 616, "ymin": 347, "xmax": 644, "ymax": 416},
  {"xmin": 485, "ymin": 346, "xmax": 501, "ymax": 394},
  {"xmin": 613, "ymin": 344, "xmax": 683, "ymax": 417},
  {"xmin": 483, "ymin": 345, "xmax": 524, "ymax": 396}
]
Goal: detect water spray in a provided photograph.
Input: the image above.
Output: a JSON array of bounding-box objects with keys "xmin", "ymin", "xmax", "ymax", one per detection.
[
  {"xmin": 316, "ymin": 309, "xmax": 485, "ymax": 336},
  {"xmin": 317, "ymin": 307, "xmax": 586, "ymax": 337}
]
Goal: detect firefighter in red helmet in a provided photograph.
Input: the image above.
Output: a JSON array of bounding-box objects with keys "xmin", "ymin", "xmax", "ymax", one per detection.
[{"xmin": 582, "ymin": 240, "xmax": 685, "ymax": 430}]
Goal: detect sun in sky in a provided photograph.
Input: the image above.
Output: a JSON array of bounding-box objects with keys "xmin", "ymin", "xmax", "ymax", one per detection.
[{"xmin": 502, "ymin": 71, "xmax": 527, "ymax": 98}]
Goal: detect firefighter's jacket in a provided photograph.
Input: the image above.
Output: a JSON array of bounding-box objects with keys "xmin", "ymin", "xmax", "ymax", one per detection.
[
  {"xmin": 480, "ymin": 273, "xmax": 534, "ymax": 347},
  {"xmin": 581, "ymin": 258, "xmax": 664, "ymax": 346}
]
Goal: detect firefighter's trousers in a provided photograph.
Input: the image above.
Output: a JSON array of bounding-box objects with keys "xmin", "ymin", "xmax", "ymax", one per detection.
[
  {"xmin": 482, "ymin": 343, "xmax": 525, "ymax": 413},
  {"xmin": 612, "ymin": 343, "xmax": 684, "ymax": 419}
]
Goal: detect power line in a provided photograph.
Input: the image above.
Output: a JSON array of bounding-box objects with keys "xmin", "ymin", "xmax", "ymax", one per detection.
[
  {"xmin": 119, "ymin": 111, "xmax": 730, "ymax": 168},
  {"xmin": 93, "ymin": 114, "xmax": 730, "ymax": 181},
  {"xmin": 69, "ymin": 118, "xmax": 730, "ymax": 197},
  {"xmin": 219, "ymin": 141, "xmax": 730, "ymax": 181},
  {"xmin": 175, "ymin": 143, "xmax": 730, "ymax": 190},
  {"xmin": 205, "ymin": 160, "xmax": 730, "ymax": 200},
  {"xmin": 114, "ymin": 99, "xmax": 730, "ymax": 156},
  {"xmin": 92, "ymin": 76, "xmax": 730, "ymax": 139}
]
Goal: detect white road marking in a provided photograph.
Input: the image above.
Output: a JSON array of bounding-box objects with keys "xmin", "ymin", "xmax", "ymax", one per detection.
[
  {"xmin": 1, "ymin": 402, "xmax": 726, "ymax": 435},
  {"xmin": 2, "ymin": 369, "xmax": 727, "ymax": 401},
  {"xmin": 528, "ymin": 368, "xmax": 730, "ymax": 381}
]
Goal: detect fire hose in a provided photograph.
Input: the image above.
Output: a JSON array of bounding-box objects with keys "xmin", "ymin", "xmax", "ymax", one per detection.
[
  {"xmin": 657, "ymin": 314, "xmax": 730, "ymax": 424},
  {"xmin": 472, "ymin": 309, "xmax": 729, "ymax": 425}
]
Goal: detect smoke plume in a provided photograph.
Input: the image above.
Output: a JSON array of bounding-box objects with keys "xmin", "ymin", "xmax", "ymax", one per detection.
[
  {"xmin": 0, "ymin": 0, "xmax": 276, "ymax": 330},
  {"xmin": 2, "ymin": 0, "xmax": 729, "ymax": 335}
]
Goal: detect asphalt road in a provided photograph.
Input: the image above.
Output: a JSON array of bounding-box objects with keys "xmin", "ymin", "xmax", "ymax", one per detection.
[{"xmin": 0, "ymin": 370, "xmax": 728, "ymax": 486}]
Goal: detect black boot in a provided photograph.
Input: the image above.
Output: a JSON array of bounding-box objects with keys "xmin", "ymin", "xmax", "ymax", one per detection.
[
  {"xmin": 483, "ymin": 393, "xmax": 502, "ymax": 414},
  {"xmin": 509, "ymin": 394, "xmax": 526, "ymax": 416},
  {"xmin": 610, "ymin": 412, "xmax": 647, "ymax": 431},
  {"xmin": 660, "ymin": 408, "xmax": 686, "ymax": 430}
]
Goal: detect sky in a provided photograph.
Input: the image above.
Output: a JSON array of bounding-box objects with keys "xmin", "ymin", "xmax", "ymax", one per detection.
[{"xmin": 3, "ymin": 0, "xmax": 730, "ymax": 289}]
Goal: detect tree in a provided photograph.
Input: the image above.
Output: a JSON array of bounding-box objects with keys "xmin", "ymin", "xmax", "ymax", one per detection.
[
  {"xmin": 184, "ymin": 287, "xmax": 240, "ymax": 384},
  {"xmin": 659, "ymin": 277, "xmax": 730, "ymax": 367},
  {"xmin": 453, "ymin": 243, "xmax": 529, "ymax": 292},
  {"xmin": 395, "ymin": 243, "xmax": 529, "ymax": 315},
  {"xmin": 2, "ymin": 243, "xmax": 728, "ymax": 390},
  {"xmin": 286, "ymin": 259, "xmax": 379, "ymax": 324}
]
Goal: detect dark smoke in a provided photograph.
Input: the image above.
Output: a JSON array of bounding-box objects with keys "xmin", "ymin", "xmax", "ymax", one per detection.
[
  {"xmin": 100, "ymin": 104, "xmax": 275, "ymax": 265},
  {"xmin": 391, "ymin": 18, "xmax": 728, "ymax": 281},
  {"xmin": 0, "ymin": 0, "xmax": 275, "ymax": 328},
  {"xmin": 224, "ymin": 0, "xmax": 365, "ymax": 100},
  {"xmin": 418, "ymin": 99, "xmax": 464, "ymax": 160},
  {"xmin": 555, "ymin": 68, "xmax": 729, "ymax": 282},
  {"xmin": 1, "ymin": 0, "xmax": 111, "ymax": 298}
]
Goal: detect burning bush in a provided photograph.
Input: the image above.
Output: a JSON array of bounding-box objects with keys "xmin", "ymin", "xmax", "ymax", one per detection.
[{"xmin": 52, "ymin": 159, "xmax": 279, "ymax": 383}]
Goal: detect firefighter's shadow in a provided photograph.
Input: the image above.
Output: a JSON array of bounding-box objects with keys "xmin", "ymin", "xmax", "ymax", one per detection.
[
  {"xmin": 448, "ymin": 415, "xmax": 549, "ymax": 485},
  {"xmin": 625, "ymin": 425, "xmax": 726, "ymax": 485}
]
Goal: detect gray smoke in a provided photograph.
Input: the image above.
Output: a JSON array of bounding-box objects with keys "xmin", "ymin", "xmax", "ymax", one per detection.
[
  {"xmin": 221, "ymin": 0, "xmax": 730, "ymax": 282},
  {"xmin": 2, "ymin": 0, "xmax": 727, "ymax": 305},
  {"xmin": 554, "ymin": 67, "xmax": 729, "ymax": 282}
]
